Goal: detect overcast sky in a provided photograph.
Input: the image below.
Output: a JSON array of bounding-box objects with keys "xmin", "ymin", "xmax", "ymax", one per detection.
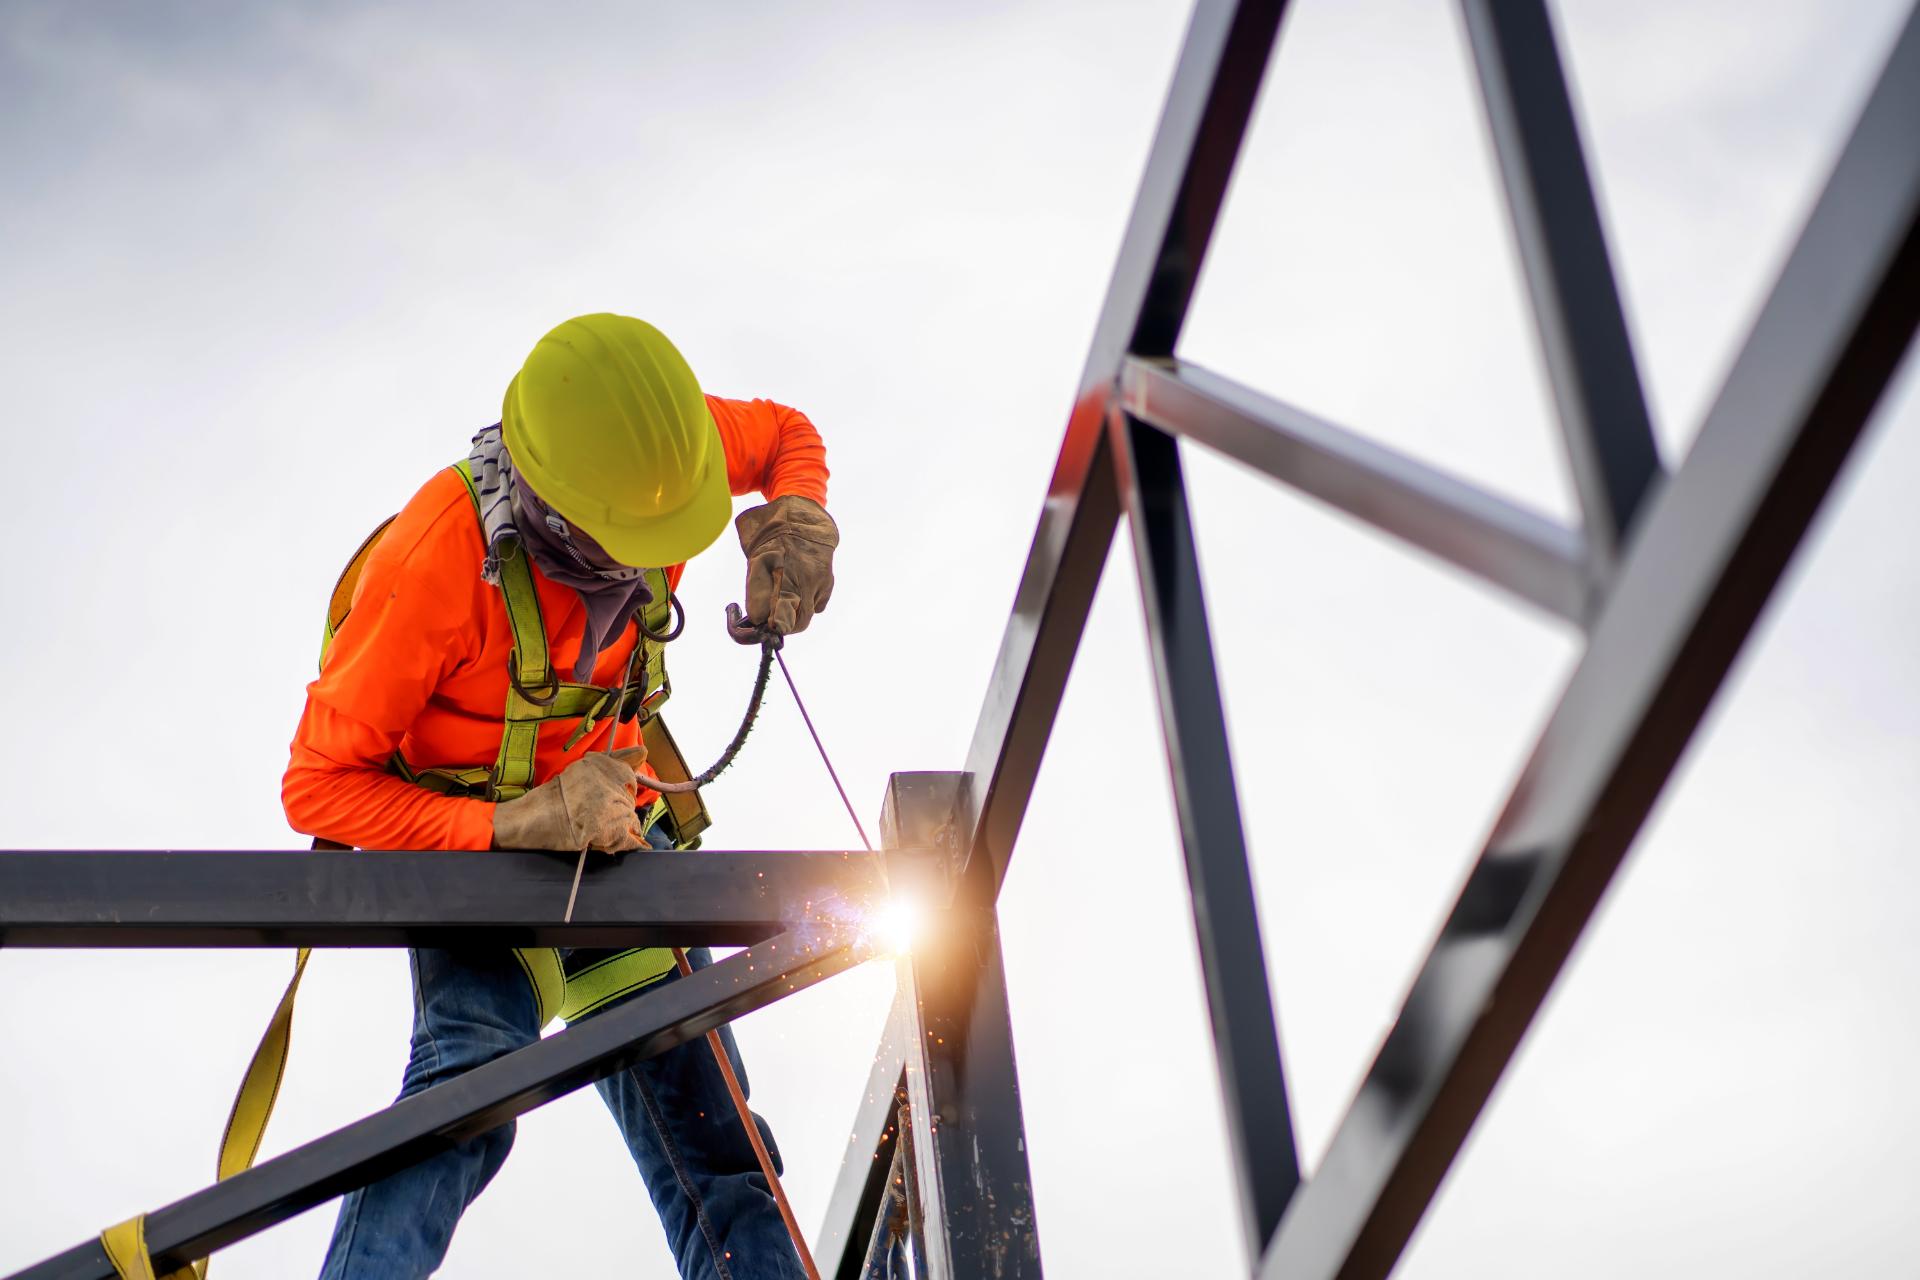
[{"xmin": 2, "ymin": 2, "xmax": 1915, "ymax": 1277}]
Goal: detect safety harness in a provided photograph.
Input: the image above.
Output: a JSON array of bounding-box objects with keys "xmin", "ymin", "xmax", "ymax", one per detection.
[
  {"xmin": 101, "ymin": 461, "xmax": 719, "ymax": 1279},
  {"xmin": 322, "ymin": 458, "xmax": 713, "ymax": 1022}
]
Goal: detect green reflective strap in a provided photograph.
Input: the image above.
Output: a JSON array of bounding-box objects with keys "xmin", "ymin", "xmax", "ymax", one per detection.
[
  {"xmin": 411, "ymin": 767, "xmax": 496, "ymax": 797},
  {"xmin": 640, "ymin": 568, "xmax": 671, "ymax": 633},
  {"xmin": 562, "ymin": 686, "xmax": 625, "ymax": 751},
  {"xmin": 452, "ymin": 458, "xmax": 554, "ymax": 693},
  {"xmin": 547, "ymin": 684, "xmax": 614, "ymax": 717},
  {"xmin": 557, "ymin": 947, "xmax": 678, "ymax": 1024},
  {"xmin": 492, "ymin": 708, "xmax": 541, "ymax": 799},
  {"xmin": 456, "ymin": 460, "xmax": 553, "ymax": 799},
  {"xmin": 389, "ymin": 751, "xmax": 495, "ymax": 798},
  {"xmin": 512, "ymin": 947, "xmax": 568, "ymax": 1027},
  {"xmin": 641, "ymin": 570, "xmax": 671, "ymax": 705},
  {"xmin": 496, "ymin": 549, "xmax": 552, "ymax": 692}
]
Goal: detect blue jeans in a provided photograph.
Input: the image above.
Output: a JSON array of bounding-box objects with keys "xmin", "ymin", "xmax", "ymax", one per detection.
[{"xmin": 318, "ymin": 840, "xmax": 804, "ymax": 1278}]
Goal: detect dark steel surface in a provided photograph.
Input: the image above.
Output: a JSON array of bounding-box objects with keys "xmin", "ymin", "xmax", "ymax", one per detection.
[
  {"xmin": 0, "ymin": 850, "xmax": 883, "ymax": 948},
  {"xmin": 8, "ymin": 931, "xmax": 865, "ymax": 1280},
  {"xmin": 1461, "ymin": 0, "xmax": 1662, "ymax": 572},
  {"xmin": 817, "ymin": 995, "xmax": 909, "ymax": 1280},
  {"xmin": 1260, "ymin": 13, "xmax": 1920, "ymax": 1277},
  {"xmin": 1113, "ymin": 414, "xmax": 1301, "ymax": 1255},
  {"xmin": 958, "ymin": 0, "xmax": 1291, "ymax": 898},
  {"xmin": 885, "ymin": 774, "xmax": 1043, "ymax": 1280},
  {"xmin": 897, "ymin": 909, "xmax": 1040, "ymax": 1280},
  {"xmin": 1121, "ymin": 356, "xmax": 1590, "ymax": 623}
]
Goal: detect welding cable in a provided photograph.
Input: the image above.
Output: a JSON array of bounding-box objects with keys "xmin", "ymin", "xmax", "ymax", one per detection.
[
  {"xmin": 639, "ymin": 619, "xmax": 777, "ymax": 794},
  {"xmin": 674, "ymin": 946, "xmax": 822, "ymax": 1280},
  {"xmin": 565, "ymin": 607, "xmax": 770, "ymax": 918}
]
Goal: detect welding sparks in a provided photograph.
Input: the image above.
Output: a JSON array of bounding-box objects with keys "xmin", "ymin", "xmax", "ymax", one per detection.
[{"xmin": 782, "ymin": 886, "xmax": 927, "ymax": 960}]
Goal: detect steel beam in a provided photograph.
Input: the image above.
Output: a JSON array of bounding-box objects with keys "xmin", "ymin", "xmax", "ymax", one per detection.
[
  {"xmin": 1121, "ymin": 356, "xmax": 1590, "ymax": 624},
  {"xmin": 816, "ymin": 993, "xmax": 910, "ymax": 1280},
  {"xmin": 885, "ymin": 774, "xmax": 1042, "ymax": 1279},
  {"xmin": 1113, "ymin": 413, "xmax": 1301, "ymax": 1256},
  {"xmin": 0, "ymin": 850, "xmax": 883, "ymax": 949},
  {"xmin": 1259, "ymin": 11, "xmax": 1920, "ymax": 1277},
  {"xmin": 7, "ymin": 930, "xmax": 865, "ymax": 1280},
  {"xmin": 959, "ymin": 0, "xmax": 1291, "ymax": 898},
  {"xmin": 1461, "ymin": 0, "xmax": 1662, "ymax": 575}
]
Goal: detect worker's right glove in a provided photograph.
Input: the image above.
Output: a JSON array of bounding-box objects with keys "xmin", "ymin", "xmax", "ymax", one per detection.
[
  {"xmin": 735, "ymin": 494, "xmax": 839, "ymax": 638},
  {"xmin": 492, "ymin": 747, "xmax": 650, "ymax": 853}
]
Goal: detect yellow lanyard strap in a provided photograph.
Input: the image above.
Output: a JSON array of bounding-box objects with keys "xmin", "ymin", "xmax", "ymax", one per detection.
[
  {"xmin": 99, "ymin": 1215, "xmax": 198, "ymax": 1280},
  {"xmin": 100, "ymin": 948, "xmax": 310, "ymax": 1280}
]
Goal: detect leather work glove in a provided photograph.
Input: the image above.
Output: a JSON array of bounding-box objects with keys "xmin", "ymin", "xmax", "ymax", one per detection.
[
  {"xmin": 735, "ymin": 494, "xmax": 839, "ymax": 637},
  {"xmin": 492, "ymin": 747, "xmax": 650, "ymax": 854}
]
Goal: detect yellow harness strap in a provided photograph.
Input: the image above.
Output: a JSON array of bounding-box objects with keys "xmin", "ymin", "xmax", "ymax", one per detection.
[
  {"xmin": 100, "ymin": 1214, "xmax": 198, "ymax": 1280},
  {"xmin": 100, "ymin": 950, "xmax": 309, "ymax": 1278},
  {"xmin": 218, "ymin": 949, "xmax": 312, "ymax": 1182}
]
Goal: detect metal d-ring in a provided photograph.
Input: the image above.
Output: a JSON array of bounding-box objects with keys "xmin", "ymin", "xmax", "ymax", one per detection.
[
  {"xmin": 637, "ymin": 589, "xmax": 686, "ymax": 644},
  {"xmin": 508, "ymin": 651, "xmax": 561, "ymax": 706}
]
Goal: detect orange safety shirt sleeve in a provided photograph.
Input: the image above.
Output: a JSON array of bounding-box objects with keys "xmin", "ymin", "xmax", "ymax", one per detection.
[
  {"xmin": 707, "ymin": 396, "xmax": 829, "ymax": 506},
  {"xmin": 283, "ymin": 478, "xmax": 498, "ymax": 851}
]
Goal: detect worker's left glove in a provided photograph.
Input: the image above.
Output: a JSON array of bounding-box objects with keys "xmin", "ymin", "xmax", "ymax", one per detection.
[
  {"xmin": 492, "ymin": 748, "xmax": 650, "ymax": 854},
  {"xmin": 736, "ymin": 495, "xmax": 838, "ymax": 637}
]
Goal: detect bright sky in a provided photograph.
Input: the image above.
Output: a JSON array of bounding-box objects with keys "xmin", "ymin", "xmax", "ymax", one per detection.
[{"xmin": 2, "ymin": 2, "xmax": 1916, "ymax": 1277}]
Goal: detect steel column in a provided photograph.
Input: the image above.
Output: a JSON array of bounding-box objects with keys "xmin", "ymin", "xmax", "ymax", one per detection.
[
  {"xmin": 1260, "ymin": 12, "xmax": 1920, "ymax": 1276},
  {"xmin": 885, "ymin": 773, "xmax": 1042, "ymax": 1279},
  {"xmin": 8, "ymin": 931, "xmax": 865, "ymax": 1280},
  {"xmin": 0, "ymin": 850, "xmax": 883, "ymax": 949},
  {"xmin": 960, "ymin": 0, "xmax": 1291, "ymax": 897},
  {"xmin": 1121, "ymin": 356, "xmax": 1590, "ymax": 624},
  {"xmin": 1461, "ymin": 0, "xmax": 1662, "ymax": 573}
]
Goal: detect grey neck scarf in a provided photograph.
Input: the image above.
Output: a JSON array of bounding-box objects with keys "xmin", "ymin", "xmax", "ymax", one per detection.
[{"xmin": 468, "ymin": 424, "xmax": 655, "ymax": 681}]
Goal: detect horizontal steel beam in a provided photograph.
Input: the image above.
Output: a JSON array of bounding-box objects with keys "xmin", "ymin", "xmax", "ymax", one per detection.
[
  {"xmin": 1121, "ymin": 356, "xmax": 1590, "ymax": 624},
  {"xmin": 815, "ymin": 993, "xmax": 909, "ymax": 1280},
  {"xmin": 1259, "ymin": 9, "xmax": 1920, "ymax": 1278},
  {"xmin": 8, "ymin": 930, "xmax": 865, "ymax": 1280},
  {"xmin": 0, "ymin": 850, "xmax": 884, "ymax": 948}
]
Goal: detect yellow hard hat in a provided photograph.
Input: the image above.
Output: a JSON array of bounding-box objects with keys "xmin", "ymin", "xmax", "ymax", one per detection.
[{"xmin": 501, "ymin": 313, "xmax": 729, "ymax": 568}]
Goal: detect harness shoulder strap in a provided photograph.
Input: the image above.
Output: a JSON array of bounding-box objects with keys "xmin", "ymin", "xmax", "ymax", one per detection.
[
  {"xmin": 450, "ymin": 458, "xmax": 554, "ymax": 697},
  {"xmin": 452, "ymin": 459, "xmax": 570, "ymax": 799}
]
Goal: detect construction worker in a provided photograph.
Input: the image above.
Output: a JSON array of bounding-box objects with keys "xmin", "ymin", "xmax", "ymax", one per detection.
[{"xmin": 282, "ymin": 312, "xmax": 837, "ymax": 1279}]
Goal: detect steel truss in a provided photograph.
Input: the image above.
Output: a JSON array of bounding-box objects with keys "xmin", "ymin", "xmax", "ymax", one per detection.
[{"xmin": 5, "ymin": 2, "xmax": 1917, "ymax": 1276}]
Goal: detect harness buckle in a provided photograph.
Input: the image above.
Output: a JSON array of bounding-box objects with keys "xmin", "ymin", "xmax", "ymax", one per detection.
[{"xmin": 626, "ymin": 666, "xmax": 672, "ymax": 723}]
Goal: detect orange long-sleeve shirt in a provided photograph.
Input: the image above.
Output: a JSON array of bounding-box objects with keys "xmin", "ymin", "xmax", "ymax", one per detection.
[{"xmin": 283, "ymin": 396, "xmax": 827, "ymax": 850}]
